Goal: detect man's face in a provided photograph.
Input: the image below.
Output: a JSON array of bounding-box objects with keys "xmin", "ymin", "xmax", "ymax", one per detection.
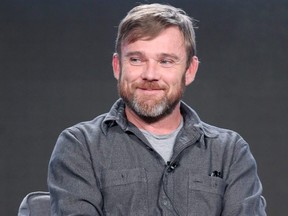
[{"xmin": 113, "ymin": 26, "xmax": 198, "ymax": 120}]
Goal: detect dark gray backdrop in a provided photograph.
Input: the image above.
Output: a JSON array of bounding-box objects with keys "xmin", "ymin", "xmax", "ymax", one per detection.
[{"xmin": 1, "ymin": 0, "xmax": 287, "ymax": 215}]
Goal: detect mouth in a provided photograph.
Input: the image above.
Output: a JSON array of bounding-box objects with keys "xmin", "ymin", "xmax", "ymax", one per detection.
[
  {"xmin": 137, "ymin": 84, "xmax": 165, "ymax": 92},
  {"xmin": 138, "ymin": 87, "xmax": 163, "ymax": 91},
  {"xmin": 133, "ymin": 82, "xmax": 166, "ymax": 96},
  {"xmin": 137, "ymin": 82, "xmax": 164, "ymax": 91},
  {"xmin": 137, "ymin": 88, "xmax": 163, "ymax": 94}
]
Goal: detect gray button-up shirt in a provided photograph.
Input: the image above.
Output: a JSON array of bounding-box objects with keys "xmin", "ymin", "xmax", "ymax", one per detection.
[{"xmin": 48, "ymin": 99, "xmax": 266, "ymax": 215}]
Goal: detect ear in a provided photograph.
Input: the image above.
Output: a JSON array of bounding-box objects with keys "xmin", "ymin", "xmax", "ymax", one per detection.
[
  {"xmin": 112, "ymin": 53, "xmax": 120, "ymax": 80},
  {"xmin": 184, "ymin": 56, "xmax": 199, "ymax": 86}
]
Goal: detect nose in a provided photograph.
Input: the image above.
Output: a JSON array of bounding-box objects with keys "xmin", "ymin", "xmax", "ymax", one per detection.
[{"xmin": 141, "ymin": 60, "xmax": 160, "ymax": 81}]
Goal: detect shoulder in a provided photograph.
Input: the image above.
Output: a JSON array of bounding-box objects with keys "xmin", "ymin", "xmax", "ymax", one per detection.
[
  {"xmin": 200, "ymin": 121, "xmax": 248, "ymax": 151},
  {"xmin": 71, "ymin": 114, "xmax": 107, "ymax": 132},
  {"xmin": 180, "ymin": 101, "xmax": 247, "ymax": 148},
  {"xmin": 59, "ymin": 114, "xmax": 108, "ymax": 142},
  {"xmin": 202, "ymin": 122, "xmax": 242, "ymax": 139}
]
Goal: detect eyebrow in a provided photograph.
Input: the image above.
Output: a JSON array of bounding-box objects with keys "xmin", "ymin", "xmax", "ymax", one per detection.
[
  {"xmin": 159, "ymin": 53, "xmax": 180, "ymax": 61},
  {"xmin": 124, "ymin": 51, "xmax": 181, "ymax": 61},
  {"xmin": 124, "ymin": 51, "xmax": 144, "ymax": 58}
]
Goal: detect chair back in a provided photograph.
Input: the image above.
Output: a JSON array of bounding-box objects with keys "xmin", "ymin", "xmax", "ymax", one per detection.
[{"xmin": 18, "ymin": 191, "xmax": 50, "ymax": 216}]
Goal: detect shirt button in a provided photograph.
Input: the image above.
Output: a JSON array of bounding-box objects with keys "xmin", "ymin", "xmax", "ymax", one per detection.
[{"xmin": 163, "ymin": 200, "xmax": 168, "ymax": 206}]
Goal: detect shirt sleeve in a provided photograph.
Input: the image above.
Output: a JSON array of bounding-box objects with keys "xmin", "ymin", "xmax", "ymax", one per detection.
[
  {"xmin": 48, "ymin": 128, "xmax": 103, "ymax": 216},
  {"xmin": 222, "ymin": 137, "xmax": 267, "ymax": 215}
]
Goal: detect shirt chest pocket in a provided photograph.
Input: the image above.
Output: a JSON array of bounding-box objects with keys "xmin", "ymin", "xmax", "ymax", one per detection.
[
  {"xmin": 101, "ymin": 168, "xmax": 148, "ymax": 216},
  {"xmin": 188, "ymin": 173, "xmax": 226, "ymax": 216}
]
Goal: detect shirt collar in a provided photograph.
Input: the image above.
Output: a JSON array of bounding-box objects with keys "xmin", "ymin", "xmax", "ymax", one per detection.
[
  {"xmin": 100, "ymin": 98, "xmax": 128, "ymax": 134},
  {"xmin": 179, "ymin": 101, "xmax": 219, "ymax": 139},
  {"xmin": 101, "ymin": 99, "xmax": 219, "ymax": 140}
]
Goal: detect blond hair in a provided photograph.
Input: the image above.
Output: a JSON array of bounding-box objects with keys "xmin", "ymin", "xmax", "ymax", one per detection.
[{"xmin": 115, "ymin": 3, "xmax": 197, "ymax": 68}]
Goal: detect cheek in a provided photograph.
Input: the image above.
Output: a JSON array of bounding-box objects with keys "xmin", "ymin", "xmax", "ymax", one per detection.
[
  {"xmin": 119, "ymin": 72, "xmax": 136, "ymax": 91},
  {"xmin": 168, "ymin": 75, "xmax": 184, "ymax": 87},
  {"xmin": 165, "ymin": 75, "xmax": 185, "ymax": 94},
  {"xmin": 120, "ymin": 73, "xmax": 143, "ymax": 90}
]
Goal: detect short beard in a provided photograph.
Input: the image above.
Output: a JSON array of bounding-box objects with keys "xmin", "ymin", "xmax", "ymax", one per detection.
[
  {"xmin": 118, "ymin": 77, "xmax": 186, "ymax": 123},
  {"xmin": 125, "ymin": 92, "xmax": 179, "ymax": 123}
]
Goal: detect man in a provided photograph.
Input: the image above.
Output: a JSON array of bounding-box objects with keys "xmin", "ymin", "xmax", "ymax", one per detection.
[{"xmin": 48, "ymin": 3, "xmax": 266, "ymax": 215}]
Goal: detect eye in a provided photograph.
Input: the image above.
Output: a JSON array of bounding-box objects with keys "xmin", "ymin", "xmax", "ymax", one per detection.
[
  {"xmin": 129, "ymin": 57, "xmax": 143, "ymax": 65},
  {"xmin": 159, "ymin": 59, "xmax": 175, "ymax": 68}
]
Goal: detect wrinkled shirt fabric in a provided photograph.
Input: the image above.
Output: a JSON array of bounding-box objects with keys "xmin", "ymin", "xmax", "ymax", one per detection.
[{"xmin": 48, "ymin": 99, "xmax": 266, "ymax": 216}]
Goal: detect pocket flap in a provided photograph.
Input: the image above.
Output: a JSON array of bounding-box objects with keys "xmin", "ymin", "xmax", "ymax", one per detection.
[
  {"xmin": 101, "ymin": 168, "xmax": 147, "ymax": 188},
  {"xmin": 189, "ymin": 173, "xmax": 226, "ymax": 196}
]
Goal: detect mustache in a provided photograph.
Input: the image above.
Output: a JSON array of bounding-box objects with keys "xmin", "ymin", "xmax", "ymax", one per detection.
[{"xmin": 133, "ymin": 81, "xmax": 166, "ymax": 90}]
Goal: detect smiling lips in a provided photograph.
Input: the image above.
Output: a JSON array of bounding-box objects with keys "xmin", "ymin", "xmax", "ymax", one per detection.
[
  {"xmin": 135, "ymin": 82, "xmax": 165, "ymax": 91},
  {"xmin": 138, "ymin": 87, "xmax": 163, "ymax": 91}
]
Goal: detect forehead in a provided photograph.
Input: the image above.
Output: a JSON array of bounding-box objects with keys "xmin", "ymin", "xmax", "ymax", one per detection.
[{"xmin": 121, "ymin": 26, "xmax": 186, "ymax": 57}]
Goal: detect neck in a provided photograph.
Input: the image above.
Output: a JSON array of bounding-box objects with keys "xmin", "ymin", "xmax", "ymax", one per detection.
[{"xmin": 125, "ymin": 103, "xmax": 183, "ymax": 135}]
